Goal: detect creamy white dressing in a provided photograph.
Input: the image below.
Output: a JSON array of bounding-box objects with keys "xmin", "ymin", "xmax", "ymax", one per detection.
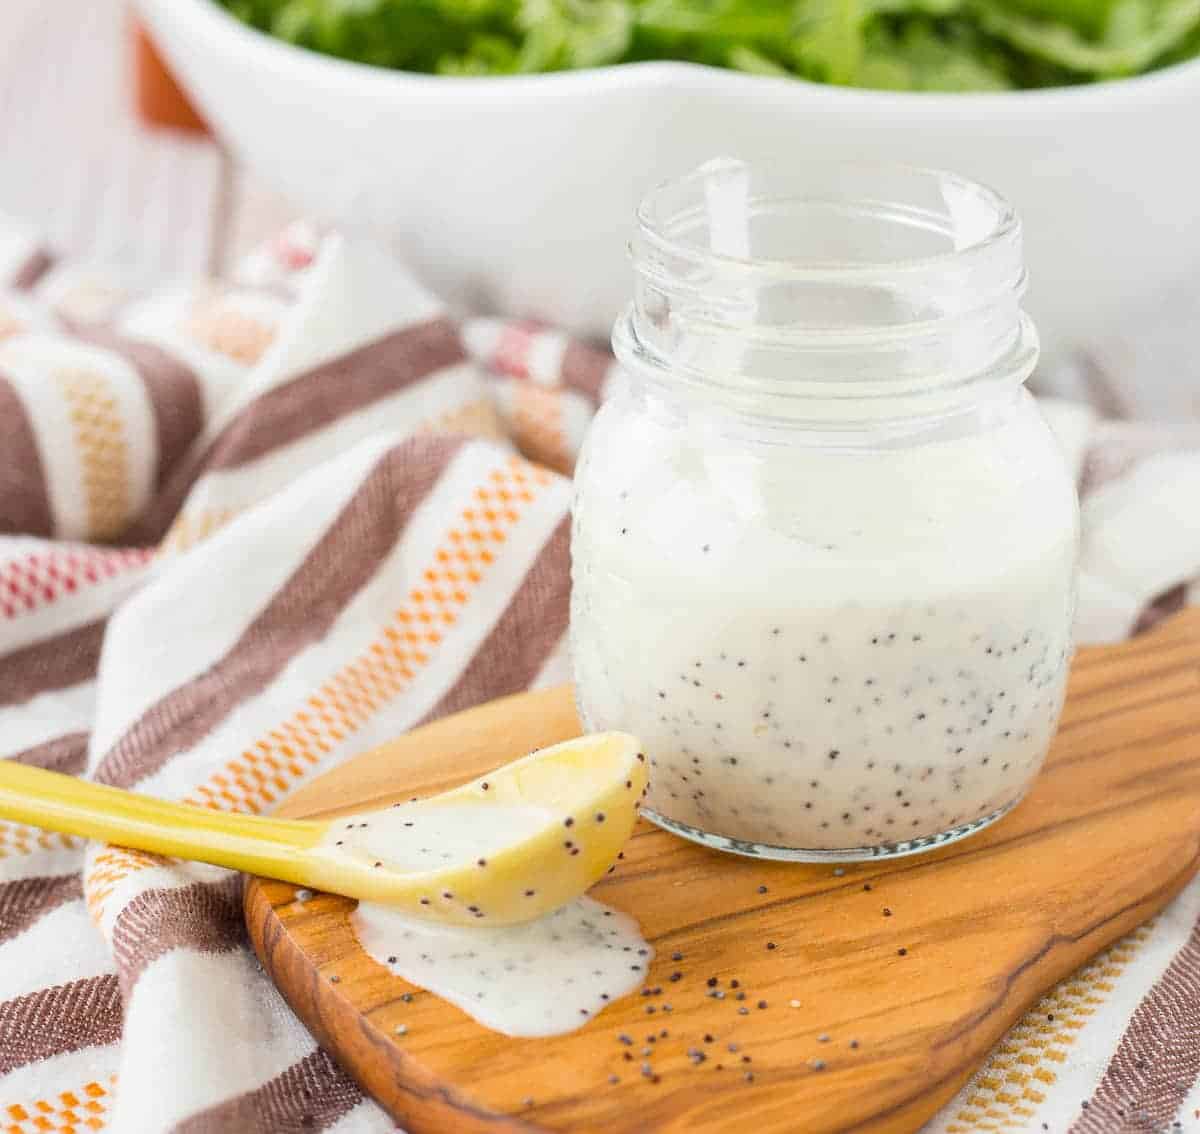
[
  {"xmin": 571, "ymin": 396, "xmax": 1078, "ymax": 855},
  {"xmin": 335, "ymin": 798, "xmax": 652, "ymax": 1035},
  {"xmin": 326, "ymin": 802, "xmax": 558, "ymax": 870},
  {"xmin": 352, "ymin": 897, "xmax": 651, "ymax": 1037}
]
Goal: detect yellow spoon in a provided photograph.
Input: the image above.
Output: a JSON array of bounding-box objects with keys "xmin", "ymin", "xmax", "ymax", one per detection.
[{"xmin": 0, "ymin": 732, "xmax": 648, "ymax": 926}]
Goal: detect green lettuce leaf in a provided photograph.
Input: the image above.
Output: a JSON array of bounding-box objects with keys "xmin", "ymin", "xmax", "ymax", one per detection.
[
  {"xmin": 856, "ymin": 15, "xmax": 1016, "ymax": 88},
  {"xmin": 633, "ymin": 0, "xmax": 795, "ymax": 42},
  {"xmin": 515, "ymin": 0, "xmax": 634, "ymax": 70},
  {"xmin": 726, "ymin": 43, "xmax": 795, "ymax": 74},
  {"xmin": 972, "ymin": 0, "xmax": 1200, "ymax": 75},
  {"xmin": 218, "ymin": 0, "xmax": 1200, "ymax": 85}
]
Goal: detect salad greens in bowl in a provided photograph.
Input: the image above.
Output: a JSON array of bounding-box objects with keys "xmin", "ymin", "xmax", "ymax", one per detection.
[
  {"xmin": 218, "ymin": 0, "xmax": 1200, "ymax": 90},
  {"xmin": 138, "ymin": 0, "xmax": 1200, "ymax": 366}
]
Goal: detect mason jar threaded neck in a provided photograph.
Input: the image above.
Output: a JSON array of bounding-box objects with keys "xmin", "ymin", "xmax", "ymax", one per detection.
[{"xmin": 616, "ymin": 160, "xmax": 1038, "ymax": 425}]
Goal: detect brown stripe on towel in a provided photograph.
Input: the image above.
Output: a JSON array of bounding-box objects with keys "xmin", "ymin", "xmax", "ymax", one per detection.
[
  {"xmin": 172, "ymin": 1047, "xmax": 362, "ymax": 1134},
  {"xmin": 419, "ymin": 514, "xmax": 570, "ymax": 726},
  {"xmin": 10, "ymin": 248, "xmax": 54, "ymax": 291},
  {"xmin": 0, "ymin": 973, "xmax": 122, "ymax": 1075},
  {"xmin": 132, "ymin": 316, "xmax": 466, "ymax": 542},
  {"xmin": 65, "ymin": 320, "xmax": 206, "ymax": 492},
  {"xmin": 0, "ymin": 374, "xmax": 54, "ymax": 537},
  {"xmin": 111, "ymin": 877, "xmax": 244, "ymax": 999},
  {"xmin": 11, "ymin": 732, "xmax": 89, "ymax": 776},
  {"xmin": 1068, "ymin": 913, "xmax": 1200, "ymax": 1134},
  {"xmin": 93, "ymin": 434, "xmax": 463, "ymax": 790},
  {"xmin": 0, "ymin": 620, "xmax": 104, "ymax": 708},
  {"xmin": 0, "ymin": 874, "xmax": 83, "ymax": 947},
  {"xmin": 1132, "ymin": 583, "xmax": 1189, "ymax": 638},
  {"xmin": 561, "ymin": 338, "xmax": 613, "ymax": 404}
]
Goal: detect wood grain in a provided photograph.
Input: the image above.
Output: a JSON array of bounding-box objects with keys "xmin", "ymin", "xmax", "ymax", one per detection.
[{"xmin": 245, "ymin": 609, "xmax": 1200, "ymax": 1134}]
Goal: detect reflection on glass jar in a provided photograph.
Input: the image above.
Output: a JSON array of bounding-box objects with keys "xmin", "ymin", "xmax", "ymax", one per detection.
[{"xmin": 570, "ymin": 160, "xmax": 1079, "ymax": 862}]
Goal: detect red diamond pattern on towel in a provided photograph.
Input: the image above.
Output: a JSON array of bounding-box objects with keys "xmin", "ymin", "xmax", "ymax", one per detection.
[
  {"xmin": 0, "ymin": 546, "xmax": 153, "ymax": 620},
  {"xmin": 491, "ymin": 320, "xmax": 545, "ymax": 381}
]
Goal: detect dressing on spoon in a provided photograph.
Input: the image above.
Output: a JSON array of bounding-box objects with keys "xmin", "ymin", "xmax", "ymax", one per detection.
[{"xmin": 0, "ymin": 732, "xmax": 649, "ymax": 926}]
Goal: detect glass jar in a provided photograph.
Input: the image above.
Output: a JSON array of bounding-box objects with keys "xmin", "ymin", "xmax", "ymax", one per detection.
[{"xmin": 570, "ymin": 161, "xmax": 1079, "ymax": 862}]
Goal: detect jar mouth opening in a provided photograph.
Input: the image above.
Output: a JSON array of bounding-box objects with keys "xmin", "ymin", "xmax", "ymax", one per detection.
[
  {"xmin": 634, "ymin": 159, "xmax": 1020, "ymax": 284},
  {"xmin": 622, "ymin": 159, "xmax": 1034, "ymax": 416}
]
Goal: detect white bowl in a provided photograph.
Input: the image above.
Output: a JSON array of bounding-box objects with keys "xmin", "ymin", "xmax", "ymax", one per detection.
[{"xmin": 137, "ymin": 0, "xmax": 1200, "ymax": 365}]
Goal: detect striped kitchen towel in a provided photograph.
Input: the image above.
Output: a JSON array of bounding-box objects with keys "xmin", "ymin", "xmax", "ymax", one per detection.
[{"xmin": 0, "ymin": 217, "xmax": 1198, "ymax": 1134}]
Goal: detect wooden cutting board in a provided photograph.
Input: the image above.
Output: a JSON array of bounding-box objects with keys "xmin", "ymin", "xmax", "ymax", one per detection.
[{"xmin": 244, "ymin": 609, "xmax": 1200, "ymax": 1134}]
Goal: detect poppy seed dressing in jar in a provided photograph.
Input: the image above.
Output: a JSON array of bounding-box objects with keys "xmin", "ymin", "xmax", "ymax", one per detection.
[{"xmin": 570, "ymin": 161, "xmax": 1079, "ymax": 861}]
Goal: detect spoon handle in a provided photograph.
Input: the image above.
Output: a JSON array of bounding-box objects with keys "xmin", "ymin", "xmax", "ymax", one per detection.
[{"xmin": 0, "ymin": 759, "xmax": 325, "ymax": 878}]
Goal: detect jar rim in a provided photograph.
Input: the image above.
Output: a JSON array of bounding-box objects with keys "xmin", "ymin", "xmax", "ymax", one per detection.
[
  {"xmin": 621, "ymin": 159, "xmax": 1035, "ymax": 422},
  {"xmin": 634, "ymin": 159, "xmax": 1020, "ymax": 285}
]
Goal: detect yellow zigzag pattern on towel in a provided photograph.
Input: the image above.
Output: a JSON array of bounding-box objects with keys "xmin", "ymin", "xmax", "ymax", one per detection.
[
  {"xmin": 184, "ymin": 300, "xmax": 277, "ymax": 367},
  {"xmin": 86, "ymin": 455, "xmax": 554, "ymax": 924},
  {"xmin": 157, "ymin": 507, "xmax": 240, "ymax": 558},
  {"xmin": 2, "ymin": 1074, "xmax": 117, "ymax": 1134},
  {"xmin": 54, "ymin": 368, "xmax": 130, "ymax": 542},
  {"xmin": 944, "ymin": 921, "xmax": 1156, "ymax": 1133},
  {"xmin": 0, "ymin": 820, "xmax": 77, "ymax": 860}
]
